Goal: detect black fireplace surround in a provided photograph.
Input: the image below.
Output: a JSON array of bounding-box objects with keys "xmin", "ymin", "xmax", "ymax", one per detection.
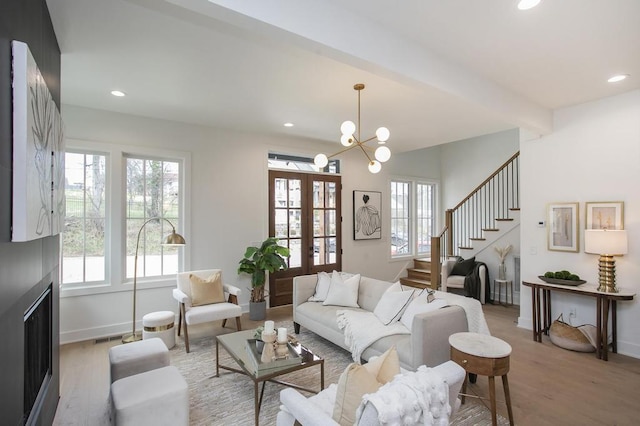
[{"xmin": 1, "ymin": 0, "xmax": 62, "ymax": 424}]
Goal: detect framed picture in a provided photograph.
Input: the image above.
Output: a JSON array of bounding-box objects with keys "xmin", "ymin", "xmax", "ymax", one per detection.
[
  {"xmin": 353, "ymin": 190, "xmax": 381, "ymax": 240},
  {"xmin": 585, "ymin": 201, "xmax": 624, "ymax": 230},
  {"xmin": 547, "ymin": 202, "xmax": 579, "ymax": 252}
]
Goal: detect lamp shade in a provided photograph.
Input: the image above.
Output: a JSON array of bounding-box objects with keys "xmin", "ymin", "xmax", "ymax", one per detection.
[
  {"xmin": 584, "ymin": 230, "xmax": 628, "ymax": 255},
  {"xmin": 163, "ymin": 230, "xmax": 186, "ymax": 246}
]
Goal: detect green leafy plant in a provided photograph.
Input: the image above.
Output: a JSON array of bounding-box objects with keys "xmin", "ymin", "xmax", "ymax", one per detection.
[
  {"xmin": 238, "ymin": 237, "xmax": 290, "ymax": 303},
  {"xmin": 544, "ymin": 270, "xmax": 581, "ymax": 281}
]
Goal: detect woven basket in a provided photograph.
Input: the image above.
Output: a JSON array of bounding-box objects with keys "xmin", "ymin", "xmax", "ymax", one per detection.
[{"xmin": 549, "ymin": 313, "xmax": 594, "ymax": 352}]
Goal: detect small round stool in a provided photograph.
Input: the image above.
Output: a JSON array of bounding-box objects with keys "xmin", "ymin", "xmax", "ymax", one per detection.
[
  {"xmin": 449, "ymin": 332, "xmax": 514, "ymax": 426},
  {"xmin": 143, "ymin": 311, "xmax": 176, "ymax": 349},
  {"xmin": 494, "ymin": 279, "xmax": 513, "ymax": 305}
]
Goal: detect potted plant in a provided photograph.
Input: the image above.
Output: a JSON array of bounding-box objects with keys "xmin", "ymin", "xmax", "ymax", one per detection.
[{"xmin": 238, "ymin": 237, "xmax": 290, "ymax": 320}]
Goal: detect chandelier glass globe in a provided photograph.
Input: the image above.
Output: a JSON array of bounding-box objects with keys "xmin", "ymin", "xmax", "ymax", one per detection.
[
  {"xmin": 375, "ymin": 146, "xmax": 391, "ymax": 163},
  {"xmin": 314, "ymin": 153, "xmax": 329, "ymax": 168},
  {"xmin": 368, "ymin": 160, "xmax": 382, "ymax": 174}
]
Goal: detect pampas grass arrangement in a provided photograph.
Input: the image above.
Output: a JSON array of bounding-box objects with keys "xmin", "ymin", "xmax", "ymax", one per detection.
[{"xmin": 494, "ymin": 244, "xmax": 512, "ymax": 262}]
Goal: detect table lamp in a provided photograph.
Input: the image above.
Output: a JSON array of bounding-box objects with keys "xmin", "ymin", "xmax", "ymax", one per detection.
[{"xmin": 584, "ymin": 229, "xmax": 627, "ymax": 293}]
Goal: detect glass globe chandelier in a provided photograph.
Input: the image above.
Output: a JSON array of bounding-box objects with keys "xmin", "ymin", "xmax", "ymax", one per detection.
[{"xmin": 314, "ymin": 83, "xmax": 391, "ymax": 174}]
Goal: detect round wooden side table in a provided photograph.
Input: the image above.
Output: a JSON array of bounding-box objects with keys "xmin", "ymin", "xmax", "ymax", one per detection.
[{"xmin": 449, "ymin": 332, "xmax": 514, "ymax": 426}]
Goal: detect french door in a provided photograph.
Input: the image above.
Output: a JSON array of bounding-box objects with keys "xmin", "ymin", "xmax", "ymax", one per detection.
[{"xmin": 268, "ymin": 170, "xmax": 342, "ymax": 306}]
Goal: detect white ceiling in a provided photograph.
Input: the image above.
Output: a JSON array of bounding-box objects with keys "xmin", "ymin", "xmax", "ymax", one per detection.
[{"xmin": 47, "ymin": 0, "xmax": 639, "ymax": 153}]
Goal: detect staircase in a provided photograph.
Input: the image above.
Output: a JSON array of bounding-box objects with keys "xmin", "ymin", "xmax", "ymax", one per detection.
[
  {"xmin": 400, "ymin": 258, "xmax": 433, "ymax": 289},
  {"xmin": 407, "ymin": 151, "xmax": 520, "ymax": 290}
]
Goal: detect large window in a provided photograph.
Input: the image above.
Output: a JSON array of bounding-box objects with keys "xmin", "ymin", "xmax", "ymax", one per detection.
[
  {"xmin": 61, "ymin": 142, "xmax": 186, "ymax": 292},
  {"xmin": 390, "ymin": 180, "xmax": 437, "ymax": 257},
  {"xmin": 125, "ymin": 157, "xmax": 181, "ymax": 279},
  {"xmin": 62, "ymin": 152, "xmax": 107, "ymax": 284}
]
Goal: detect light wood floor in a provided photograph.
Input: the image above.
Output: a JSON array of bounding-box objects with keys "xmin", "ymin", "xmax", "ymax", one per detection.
[{"xmin": 54, "ymin": 303, "xmax": 640, "ymax": 425}]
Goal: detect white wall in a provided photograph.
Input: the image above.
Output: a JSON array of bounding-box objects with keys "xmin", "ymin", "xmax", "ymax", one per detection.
[
  {"xmin": 59, "ymin": 105, "xmax": 419, "ymax": 343},
  {"xmin": 519, "ymin": 90, "xmax": 640, "ymax": 358}
]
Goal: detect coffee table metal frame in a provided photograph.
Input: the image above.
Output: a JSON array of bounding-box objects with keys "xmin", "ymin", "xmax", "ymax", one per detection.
[{"xmin": 215, "ymin": 329, "xmax": 324, "ymax": 425}]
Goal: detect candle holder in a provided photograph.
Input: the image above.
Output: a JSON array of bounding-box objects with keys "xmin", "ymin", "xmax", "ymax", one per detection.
[
  {"xmin": 260, "ymin": 330, "xmax": 276, "ymax": 363},
  {"xmin": 275, "ymin": 341, "xmax": 289, "ymax": 359}
]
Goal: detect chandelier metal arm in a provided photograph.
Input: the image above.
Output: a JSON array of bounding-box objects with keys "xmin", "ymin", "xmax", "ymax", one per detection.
[{"xmin": 356, "ymin": 141, "xmax": 374, "ymax": 163}]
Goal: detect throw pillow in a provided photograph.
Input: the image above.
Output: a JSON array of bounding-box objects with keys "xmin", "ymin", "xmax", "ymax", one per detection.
[
  {"xmin": 373, "ymin": 289, "xmax": 415, "ymax": 325},
  {"xmin": 323, "ymin": 272, "xmax": 361, "ymax": 308},
  {"xmin": 332, "ymin": 363, "xmax": 382, "ymax": 426},
  {"xmin": 189, "ymin": 272, "xmax": 225, "ymax": 306},
  {"xmin": 363, "ymin": 346, "xmax": 401, "ymax": 384},
  {"xmin": 450, "ymin": 256, "xmax": 476, "ymax": 276},
  {"xmin": 400, "ymin": 296, "xmax": 448, "ymax": 331},
  {"xmin": 308, "ymin": 271, "xmax": 332, "ymax": 302}
]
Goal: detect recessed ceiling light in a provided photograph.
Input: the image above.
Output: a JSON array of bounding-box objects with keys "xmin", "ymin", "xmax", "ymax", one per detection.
[
  {"xmin": 607, "ymin": 74, "xmax": 629, "ymax": 83},
  {"xmin": 111, "ymin": 90, "xmax": 126, "ymax": 97},
  {"xmin": 518, "ymin": 0, "xmax": 541, "ymax": 10},
  {"xmin": 283, "ymin": 122, "xmax": 294, "ymax": 127}
]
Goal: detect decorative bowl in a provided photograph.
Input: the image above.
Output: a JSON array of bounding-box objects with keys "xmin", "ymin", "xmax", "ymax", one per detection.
[{"xmin": 538, "ymin": 276, "xmax": 586, "ymax": 286}]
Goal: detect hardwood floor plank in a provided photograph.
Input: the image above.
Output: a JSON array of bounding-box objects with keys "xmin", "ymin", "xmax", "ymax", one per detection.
[{"xmin": 53, "ymin": 304, "xmax": 640, "ymax": 425}]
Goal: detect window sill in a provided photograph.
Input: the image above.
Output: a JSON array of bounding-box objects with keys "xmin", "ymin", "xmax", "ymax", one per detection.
[{"xmin": 60, "ymin": 277, "xmax": 176, "ymax": 298}]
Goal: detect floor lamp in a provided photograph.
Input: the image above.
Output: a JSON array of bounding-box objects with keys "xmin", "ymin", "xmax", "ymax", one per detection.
[{"xmin": 122, "ymin": 218, "xmax": 186, "ymax": 344}]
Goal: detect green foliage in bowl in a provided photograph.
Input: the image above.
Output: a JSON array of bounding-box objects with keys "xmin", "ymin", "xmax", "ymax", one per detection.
[{"xmin": 544, "ymin": 270, "xmax": 581, "ymax": 281}]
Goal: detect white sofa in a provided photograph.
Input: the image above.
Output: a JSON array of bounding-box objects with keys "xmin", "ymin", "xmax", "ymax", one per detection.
[
  {"xmin": 441, "ymin": 258, "xmax": 488, "ymax": 304},
  {"xmin": 276, "ymin": 360, "xmax": 466, "ymax": 426},
  {"xmin": 293, "ymin": 274, "xmax": 470, "ymax": 371}
]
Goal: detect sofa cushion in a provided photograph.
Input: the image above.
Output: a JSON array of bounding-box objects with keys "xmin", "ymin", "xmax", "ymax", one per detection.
[
  {"xmin": 450, "ymin": 257, "xmax": 475, "ymax": 276},
  {"xmin": 363, "ymin": 346, "xmax": 400, "ymax": 384},
  {"xmin": 400, "ymin": 296, "xmax": 448, "ymax": 331},
  {"xmin": 308, "ymin": 271, "xmax": 332, "ymax": 302},
  {"xmin": 332, "ymin": 363, "xmax": 382, "ymax": 426},
  {"xmin": 373, "ymin": 288, "xmax": 414, "ymax": 325},
  {"xmin": 189, "ymin": 272, "xmax": 225, "ymax": 306},
  {"xmin": 357, "ymin": 276, "xmax": 395, "ymax": 312},
  {"xmin": 324, "ymin": 273, "xmax": 361, "ymax": 307}
]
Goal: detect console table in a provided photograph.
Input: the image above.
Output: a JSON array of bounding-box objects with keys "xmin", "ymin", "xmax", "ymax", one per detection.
[{"xmin": 522, "ymin": 279, "xmax": 635, "ymax": 361}]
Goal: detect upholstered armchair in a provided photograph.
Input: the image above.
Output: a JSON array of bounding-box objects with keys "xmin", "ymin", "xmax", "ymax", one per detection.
[
  {"xmin": 173, "ymin": 269, "xmax": 242, "ymax": 352},
  {"xmin": 441, "ymin": 257, "xmax": 487, "ymax": 304},
  {"xmin": 276, "ymin": 360, "xmax": 466, "ymax": 426}
]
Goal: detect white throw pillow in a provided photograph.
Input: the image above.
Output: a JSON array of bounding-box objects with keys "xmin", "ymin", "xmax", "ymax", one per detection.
[
  {"xmin": 373, "ymin": 289, "xmax": 415, "ymax": 325},
  {"xmin": 400, "ymin": 296, "xmax": 448, "ymax": 331},
  {"xmin": 308, "ymin": 271, "xmax": 332, "ymax": 302},
  {"xmin": 323, "ymin": 272, "xmax": 361, "ymax": 308}
]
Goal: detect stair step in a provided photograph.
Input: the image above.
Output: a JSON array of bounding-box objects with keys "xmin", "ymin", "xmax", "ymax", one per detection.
[
  {"xmin": 509, "ymin": 207, "xmax": 521, "ymax": 211},
  {"xmin": 469, "ymin": 238, "xmax": 486, "ymax": 241},
  {"xmin": 399, "ymin": 277, "xmax": 434, "ymax": 290},
  {"xmin": 495, "ymin": 218, "xmax": 514, "ymax": 221},
  {"xmin": 413, "ymin": 259, "xmax": 431, "ymax": 270},
  {"xmin": 482, "ymin": 228, "xmax": 499, "ymax": 232},
  {"xmin": 459, "ymin": 246, "xmax": 473, "ymax": 250},
  {"xmin": 407, "ymin": 268, "xmax": 431, "ymax": 280}
]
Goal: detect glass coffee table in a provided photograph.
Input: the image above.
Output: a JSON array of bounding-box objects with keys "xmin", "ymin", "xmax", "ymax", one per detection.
[{"xmin": 215, "ymin": 329, "xmax": 324, "ymax": 425}]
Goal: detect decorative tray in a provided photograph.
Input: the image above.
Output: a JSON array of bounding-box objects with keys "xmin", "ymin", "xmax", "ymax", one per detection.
[{"xmin": 538, "ymin": 276, "xmax": 586, "ymax": 286}]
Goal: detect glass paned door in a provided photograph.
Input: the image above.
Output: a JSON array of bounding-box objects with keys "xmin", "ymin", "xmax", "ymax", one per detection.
[{"xmin": 269, "ymin": 171, "xmax": 341, "ymax": 306}]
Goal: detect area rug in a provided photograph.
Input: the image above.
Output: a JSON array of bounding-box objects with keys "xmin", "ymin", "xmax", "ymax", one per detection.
[{"xmin": 168, "ymin": 321, "xmax": 509, "ymax": 425}]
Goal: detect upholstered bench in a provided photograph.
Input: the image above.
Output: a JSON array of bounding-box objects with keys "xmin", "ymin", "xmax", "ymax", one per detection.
[
  {"xmin": 109, "ymin": 338, "xmax": 169, "ymax": 383},
  {"xmin": 111, "ymin": 365, "xmax": 189, "ymax": 426}
]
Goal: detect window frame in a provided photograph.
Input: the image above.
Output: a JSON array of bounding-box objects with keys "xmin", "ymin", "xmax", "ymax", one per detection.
[
  {"xmin": 389, "ymin": 177, "xmax": 439, "ymax": 260},
  {"xmin": 60, "ymin": 139, "xmax": 191, "ymax": 298}
]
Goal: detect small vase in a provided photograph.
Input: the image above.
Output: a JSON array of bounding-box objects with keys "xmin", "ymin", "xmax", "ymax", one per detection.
[{"xmin": 498, "ymin": 262, "xmax": 507, "ymax": 280}]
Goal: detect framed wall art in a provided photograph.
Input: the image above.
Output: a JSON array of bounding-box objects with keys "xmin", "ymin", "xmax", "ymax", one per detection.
[
  {"xmin": 11, "ymin": 40, "xmax": 65, "ymax": 242},
  {"xmin": 585, "ymin": 201, "xmax": 624, "ymax": 230},
  {"xmin": 547, "ymin": 202, "xmax": 579, "ymax": 252},
  {"xmin": 353, "ymin": 190, "xmax": 381, "ymax": 240}
]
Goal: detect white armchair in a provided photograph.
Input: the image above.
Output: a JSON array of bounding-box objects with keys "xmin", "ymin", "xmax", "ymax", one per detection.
[
  {"xmin": 173, "ymin": 269, "xmax": 242, "ymax": 352},
  {"xmin": 276, "ymin": 360, "xmax": 466, "ymax": 426},
  {"xmin": 441, "ymin": 258, "xmax": 487, "ymax": 304}
]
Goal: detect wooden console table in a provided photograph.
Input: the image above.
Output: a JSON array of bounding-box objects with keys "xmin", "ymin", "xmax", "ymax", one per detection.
[{"xmin": 522, "ymin": 279, "xmax": 635, "ymax": 361}]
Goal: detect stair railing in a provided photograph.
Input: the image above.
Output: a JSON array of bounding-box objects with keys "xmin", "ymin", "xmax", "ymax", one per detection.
[{"xmin": 430, "ymin": 151, "xmax": 520, "ymax": 287}]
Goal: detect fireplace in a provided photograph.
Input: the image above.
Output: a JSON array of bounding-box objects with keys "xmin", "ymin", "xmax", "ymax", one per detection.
[{"xmin": 23, "ymin": 285, "xmax": 53, "ymax": 425}]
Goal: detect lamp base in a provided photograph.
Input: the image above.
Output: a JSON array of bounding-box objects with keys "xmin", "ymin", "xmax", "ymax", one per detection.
[
  {"xmin": 122, "ymin": 331, "xmax": 143, "ymax": 344},
  {"xmin": 597, "ymin": 255, "xmax": 618, "ymax": 293}
]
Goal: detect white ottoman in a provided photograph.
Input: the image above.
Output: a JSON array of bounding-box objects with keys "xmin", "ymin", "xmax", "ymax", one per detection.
[
  {"xmin": 111, "ymin": 365, "xmax": 189, "ymax": 426},
  {"xmin": 143, "ymin": 311, "xmax": 176, "ymax": 349},
  {"xmin": 109, "ymin": 338, "xmax": 169, "ymax": 383}
]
